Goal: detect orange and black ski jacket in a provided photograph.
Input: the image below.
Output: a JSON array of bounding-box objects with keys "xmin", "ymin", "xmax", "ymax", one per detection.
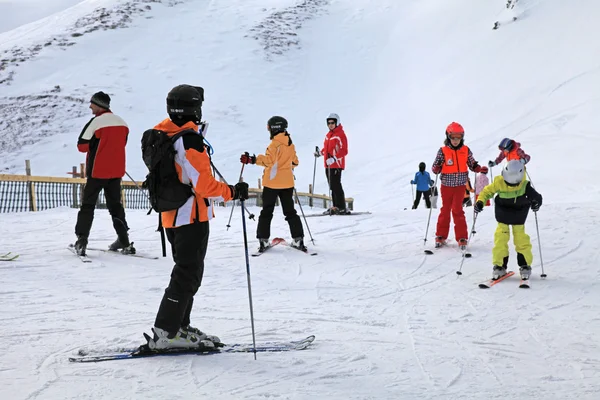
[
  {"xmin": 153, "ymin": 119, "xmax": 233, "ymax": 228},
  {"xmin": 256, "ymin": 132, "xmax": 299, "ymax": 189}
]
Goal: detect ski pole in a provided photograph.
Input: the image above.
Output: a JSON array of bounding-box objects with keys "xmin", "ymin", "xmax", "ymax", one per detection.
[
  {"xmin": 227, "ymin": 163, "xmax": 246, "ymax": 230},
  {"xmin": 125, "ymin": 171, "xmax": 151, "ymax": 202},
  {"xmin": 240, "ymin": 197, "xmax": 258, "ymax": 359},
  {"xmin": 311, "ymin": 146, "xmax": 318, "ymax": 208},
  {"xmin": 411, "ymin": 183, "xmax": 414, "ymax": 207},
  {"xmin": 210, "ymin": 160, "xmax": 255, "ymax": 222},
  {"xmin": 534, "ymin": 211, "xmax": 546, "ymax": 278},
  {"xmin": 326, "ymin": 158, "xmax": 333, "ymax": 215},
  {"xmin": 525, "ymin": 168, "xmax": 535, "ymax": 188},
  {"xmin": 472, "ymin": 172, "xmax": 477, "ymax": 235},
  {"xmin": 293, "ymin": 187, "xmax": 315, "ymax": 245},
  {"xmin": 456, "ymin": 213, "xmax": 477, "ymax": 275},
  {"xmin": 423, "ymin": 173, "xmax": 439, "ymax": 254}
]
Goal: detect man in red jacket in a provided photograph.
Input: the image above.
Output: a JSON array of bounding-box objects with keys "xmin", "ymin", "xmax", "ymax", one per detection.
[
  {"xmin": 73, "ymin": 92, "xmax": 132, "ymax": 256},
  {"xmin": 315, "ymin": 113, "xmax": 349, "ymax": 215}
]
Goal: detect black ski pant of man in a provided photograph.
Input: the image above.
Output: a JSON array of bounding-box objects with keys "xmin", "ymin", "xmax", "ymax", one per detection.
[
  {"xmin": 155, "ymin": 222, "xmax": 209, "ymax": 333},
  {"xmin": 257, "ymin": 187, "xmax": 304, "ymax": 240},
  {"xmin": 74, "ymin": 177, "xmax": 129, "ymax": 241},
  {"xmin": 413, "ymin": 190, "xmax": 432, "ymax": 209},
  {"xmin": 326, "ymin": 168, "xmax": 346, "ymax": 210}
]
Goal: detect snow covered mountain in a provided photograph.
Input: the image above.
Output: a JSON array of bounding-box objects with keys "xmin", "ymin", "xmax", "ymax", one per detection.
[{"xmin": 1, "ymin": 0, "xmax": 600, "ymax": 399}]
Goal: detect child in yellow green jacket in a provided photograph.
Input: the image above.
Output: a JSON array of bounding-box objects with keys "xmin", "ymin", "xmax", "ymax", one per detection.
[{"xmin": 474, "ymin": 160, "xmax": 542, "ymax": 280}]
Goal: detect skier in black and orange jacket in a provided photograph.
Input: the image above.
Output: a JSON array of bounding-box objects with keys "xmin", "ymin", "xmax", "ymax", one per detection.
[
  {"xmin": 73, "ymin": 91, "xmax": 132, "ymax": 256},
  {"xmin": 147, "ymin": 85, "xmax": 248, "ymax": 351}
]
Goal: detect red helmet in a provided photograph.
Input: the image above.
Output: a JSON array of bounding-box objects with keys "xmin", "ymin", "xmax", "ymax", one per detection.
[{"xmin": 446, "ymin": 122, "xmax": 464, "ymax": 136}]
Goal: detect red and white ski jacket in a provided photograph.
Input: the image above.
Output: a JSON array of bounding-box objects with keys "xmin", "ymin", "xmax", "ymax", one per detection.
[
  {"xmin": 321, "ymin": 124, "xmax": 348, "ymax": 169},
  {"xmin": 77, "ymin": 111, "xmax": 129, "ymax": 179}
]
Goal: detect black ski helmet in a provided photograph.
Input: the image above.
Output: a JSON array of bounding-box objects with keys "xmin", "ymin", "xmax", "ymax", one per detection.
[
  {"xmin": 419, "ymin": 162, "xmax": 426, "ymax": 171},
  {"xmin": 267, "ymin": 116, "xmax": 288, "ymax": 137},
  {"xmin": 166, "ymin": 85, "xmax": 204, "ymax": 124}
]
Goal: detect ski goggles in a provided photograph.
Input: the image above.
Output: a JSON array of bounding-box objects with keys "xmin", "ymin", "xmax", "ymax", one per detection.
[
  {"xmin": 327, "ymin": 120, "xmax": 336, "ymax": 125},
  {"xmin": 449, "ymin": 134, "xmax": 463, "ymax": 140}
]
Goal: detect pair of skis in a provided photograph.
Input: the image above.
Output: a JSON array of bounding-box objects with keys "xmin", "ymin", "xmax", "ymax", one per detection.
[
  {"xmin": 69, "ymin": 335, "xmax": 316, "ymax": 363},
  {"xmin": 478, "ymin": 271, "xmax": 530, "ymax": 289},
  {"xmin": 251, "ymin": 237, "xmax": 317, "ymax": 257},
  {"xmin": 305, "ymin": 211, "xmax": 371, "ymax": 218},
  {"xmin": 68, "ymin": 244, "xmax": 158, "ymax": 263},
  {"xmin": 424, "ymin": 243, "xmax": 472, "ymax": 258},
  {"xmin": 0, "ymin": 252, "xmax": 19, "ymax": 261}
]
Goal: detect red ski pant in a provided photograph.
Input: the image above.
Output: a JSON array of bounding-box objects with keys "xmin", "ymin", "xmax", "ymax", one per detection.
[{"xmin": 436, "ymin": 185, "xmax": 468, "ymax": 241}]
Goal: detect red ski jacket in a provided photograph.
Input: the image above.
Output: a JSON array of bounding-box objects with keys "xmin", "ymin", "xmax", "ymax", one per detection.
[
  {"xmin": 77, "ymin": 111, "xmax": 129, "ymax": 179},
  {"xmin": 321, "ymin": 124, "xmax": 348, "ymax": 169}
]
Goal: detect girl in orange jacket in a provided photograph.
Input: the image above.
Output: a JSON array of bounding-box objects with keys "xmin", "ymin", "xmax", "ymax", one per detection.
[{"xmin": 240, "ymin": 116, "xmax": 306, "ymax": 252}]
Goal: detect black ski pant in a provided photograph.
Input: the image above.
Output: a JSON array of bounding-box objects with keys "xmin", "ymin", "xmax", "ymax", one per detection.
[
  {"xmin": 74, "ymin": 177, "xmax": 129, "ymax": 241},
  {"xmin": 257, "ymin": 187, "xmax": 304, "ymax": 240},
  {"xmin": 413, "ymin": 190, "xmax": 432, "ymax": 209},
  {"xmin": 326, "ymin": 168, "xmax": 346, "ymax": 210},
  {"xmin": 155, "ymin": 222, "xmax": 209, "ymax": 333}
]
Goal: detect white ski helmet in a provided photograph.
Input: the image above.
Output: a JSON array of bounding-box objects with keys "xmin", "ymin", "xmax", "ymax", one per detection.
[
  {"xmin": 327, "ymin": 113, "xmax": 340, "ymax": 126},
  {"xmin": 501, "ymin": 160, "xmax": 525, "ymax": 185}
]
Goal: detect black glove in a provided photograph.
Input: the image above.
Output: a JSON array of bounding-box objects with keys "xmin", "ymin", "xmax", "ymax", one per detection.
[
  {"xmin": 474, "ymin": 201, "xmax": 484, "ymax": 213},
  {"xmin": 531, "ymin": 200, "xmax": 540, "ymax": 212},
  {"xmin": 230, "ymin": 182, "xmax": 249, "ymax": 200},
  {"xmin": 488, "ymin": 160, "xmax": 496, "ymax": 168},
  {"xmin": 240, "ymin": 152, "xmax": 256, "ymax": 165}
]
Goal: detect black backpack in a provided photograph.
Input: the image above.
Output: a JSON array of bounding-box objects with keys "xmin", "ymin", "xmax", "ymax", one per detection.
[{"xmin": 141, "ymin": 129, "xmax": 196, "ymax": 212}]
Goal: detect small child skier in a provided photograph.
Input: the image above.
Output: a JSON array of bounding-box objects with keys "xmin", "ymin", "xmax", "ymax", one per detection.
[
  {"xmin": 410, "ymin": 162, "xmax": 434, "ymax": 209},
  {"xmin": 488, "ymin": 138, "xmax": 530, "ymax": 168},
  {"xmin": 240, "ymin": 116, "xmax": 306, "ymax": 252},
  {"xmin": 474, "ymin": 160, "xmax": 542, "ymax": 280},
  {"xmin": 475, "ymin": 170, "xmax": 491, "ymax": 206}
]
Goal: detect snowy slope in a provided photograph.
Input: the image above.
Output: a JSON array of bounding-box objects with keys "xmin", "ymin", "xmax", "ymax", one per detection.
[{"xmin": 1, "ymin": 0, "xmax": 600, "ymax": 399}]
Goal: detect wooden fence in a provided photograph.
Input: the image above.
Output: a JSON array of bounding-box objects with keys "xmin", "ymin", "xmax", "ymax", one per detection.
[{"xmin": 0, "ymin": 161, "xmax": 354, "ymax": 213}]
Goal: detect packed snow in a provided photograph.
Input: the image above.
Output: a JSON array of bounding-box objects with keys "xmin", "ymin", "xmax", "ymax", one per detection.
[{"xmin": 1, "ymin": 0, "xmax": 599, "ymax": 399}]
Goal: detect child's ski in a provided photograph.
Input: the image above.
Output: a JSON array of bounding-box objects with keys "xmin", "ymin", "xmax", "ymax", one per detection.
[
  {"xmin": 519, "ymin": 279, "xmax": 530, "ymax": 289},
  {"xmin": 478, "ymin": 271, "xmax": 515, "ymax": 288},
  {"xmin": 67, "ymin": 245, "xmax": 92, "ymax": 263},
  {"xmin": 251, "ymin": 237, "xmax": 285, "ymax": 257}
]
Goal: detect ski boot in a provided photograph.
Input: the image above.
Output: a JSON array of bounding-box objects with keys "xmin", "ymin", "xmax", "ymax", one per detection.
[
  {"xmin": 337, "ymin": 208, "xmax": 352, "ymax": 215},
  {"xmin": 109, "ymin": 236, "xmax": 136, "ymax": 255},
  {"xmin": 74, "ymin": 235, "xmax": 88, "ymax": 256},
  {"xmin": 322, "ymin": 207, "xmax": 339, "ymax": 215},
  {"xmin": 291, "ymin": 237, "xmax": 307, "ymax": 252},
  {"xmin": 519, "ymin": 266, "xmax": 531, "ymax": 280},
  {"xmin": 458, "ymin": 238, "xmax": 468, "ymax": 251},
  {"xmin": 435, "ymin": 236, "xmax": 447, "ymax": 249},
  {"xmin": 181, "ymin": 325, "xmax": 221, "ymax": 345},
  {"xmin": 492, "ymin": 265, "xmax": 508, "ymax": 280},
  {"xmin": 148, "ymin": 327, "xmax": 215, "ymax": 350},
  {"xmin": 258, "ymin": 238, "xmax": 270, "ymax": 253}
]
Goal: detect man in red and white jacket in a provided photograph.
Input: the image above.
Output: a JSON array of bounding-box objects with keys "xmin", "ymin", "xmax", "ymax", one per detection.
[
  {"xmin": 73, "ymin": 91, "xmax": 132, "ymax": 256},
  {"xmin": 315, "ymin": 113, "xmax": 349, "ymax": 214}
]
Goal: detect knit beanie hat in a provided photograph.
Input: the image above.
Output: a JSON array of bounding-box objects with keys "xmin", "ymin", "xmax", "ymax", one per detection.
[{"xmin": 90, "ymin": 91, "xmax": 111, "ymax": 109}]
